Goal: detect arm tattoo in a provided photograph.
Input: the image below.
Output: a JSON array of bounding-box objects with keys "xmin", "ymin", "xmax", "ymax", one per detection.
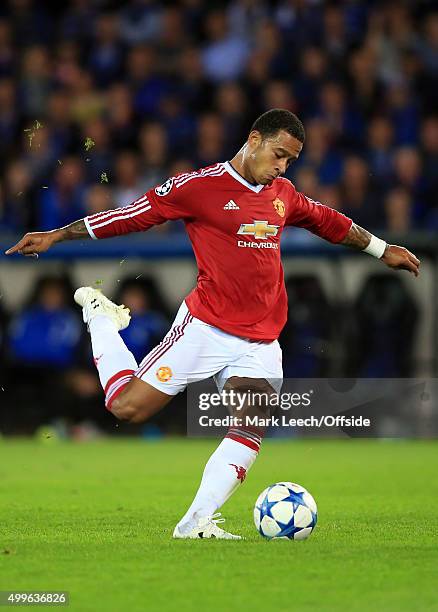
[
  {"xmin": 56, "ymin": 219, "xmax": 89, "ymax": 241},
  {"xmin": 340, "ymin": 222, "xmax": 371, "ymax": 251}
]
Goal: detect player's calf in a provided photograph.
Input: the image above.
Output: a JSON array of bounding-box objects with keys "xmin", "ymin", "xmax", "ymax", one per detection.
[
  {"xmin": 223, "ymin": 376, "xmax": 276, "ymax": 451},
  {"xmin": 109, "ymin": 377, "xmax": 171, "ymax": 423}
]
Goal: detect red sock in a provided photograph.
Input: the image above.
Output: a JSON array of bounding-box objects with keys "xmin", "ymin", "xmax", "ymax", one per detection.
[{"xmin": 225, "ymin": 424, "xmax": 264, "ymax": 452}]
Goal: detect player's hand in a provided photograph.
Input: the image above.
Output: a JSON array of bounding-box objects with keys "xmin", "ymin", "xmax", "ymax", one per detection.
[
  {"xmin": 5, "ymin": 231, "xmax": 59, "ymax": 257},
  {"xmin": 381, "ymin": 244, "xmax": 420, "ymax": 277}
]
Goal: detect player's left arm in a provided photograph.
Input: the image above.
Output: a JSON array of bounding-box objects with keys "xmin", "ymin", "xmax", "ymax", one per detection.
[
  {"xmin": 286, "ymin": 184, "xmax": 420, "ymax": 277},
  {"xmin": 340, "ymin": 222, "xmax": 420, "ymax": 277}
]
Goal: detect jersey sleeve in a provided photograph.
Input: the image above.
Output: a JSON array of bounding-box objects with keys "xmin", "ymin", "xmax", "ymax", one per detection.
[
  {"xmin": 285, "ymin": 182, "xmax": 352, "ymax": 243},
  {"xmin": 84, "ymin": 176, "xmax": 194, "ymax": 240}
]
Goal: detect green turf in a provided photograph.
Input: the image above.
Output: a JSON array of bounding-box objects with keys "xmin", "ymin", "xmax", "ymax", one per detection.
[{"xmin": 0, "ymin": 438, "xmax": 437, "ymax": 611}]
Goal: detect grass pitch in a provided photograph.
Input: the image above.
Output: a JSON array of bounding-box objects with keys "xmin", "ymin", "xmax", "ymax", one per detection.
[{"xmin": 0, "ymin": 438, "xmax": 437, "ymax": 611}]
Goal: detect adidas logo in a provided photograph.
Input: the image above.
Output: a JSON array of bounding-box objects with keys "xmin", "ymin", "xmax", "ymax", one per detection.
[{"xmin": 224, "ymin": 199, "xmax": 240, "ymax": 210}]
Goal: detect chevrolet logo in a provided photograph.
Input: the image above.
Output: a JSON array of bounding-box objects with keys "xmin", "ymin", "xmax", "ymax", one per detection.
[{"xmin": 237, "ymin": 220, "xmax": 280, "ymax": 240}]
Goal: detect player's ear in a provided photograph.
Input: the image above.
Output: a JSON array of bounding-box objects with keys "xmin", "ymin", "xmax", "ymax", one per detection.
[{"xmin": 248, "ymin": 130, "xmax": 262, "ymax": 150}]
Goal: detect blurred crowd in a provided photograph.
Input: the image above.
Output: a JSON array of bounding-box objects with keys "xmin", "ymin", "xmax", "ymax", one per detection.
[
  {"xmin": 0, "ymin": 0, "xmax": 437, "ymax": 235},
  {"xmin": 0, "ymin": 275, "xmax": 173, "ymax": 434}
]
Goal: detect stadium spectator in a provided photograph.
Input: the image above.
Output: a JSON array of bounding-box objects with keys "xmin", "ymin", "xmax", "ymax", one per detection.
[
  {"xmin": 156, "ymin": 7, "xmax": 189, "ymax": 75},
  {"xmin": 0, "ymin": 19, "xmax": 14, "ymax": 77},
  {"xmin": 420, "ymin": 116, "xmax": 438, "ymax": 203},
  {"xmin": 366, "ymin": 116, "xmax": 394, "ymax": 185},
  {"xmin": 3, "ymin": 274, "xmax": 93, "ymax": 433},
  {"xmin": 281, "ymin": 275, "xmax": 333, "ymax": 377},
  {"xmin": 416, "ymin": 13, "xmax": 438, "ymax": 76},
  {"xmin": 138, "ymin": 121, "xmax": 168, "ymax": 189},
  {"xmin": 80, "ymin": 117, "xmax": 113, "ymax": 182},
  {"xmin": 392, "ymin": 146, "xmax": 425, "ymax": 223},
  {"xmin": 201, "ymin": 10, "xmax": 251, "ymax": 82},
  {"xmin": 294, "ymin": 46, "xmax": 330, "ymax": 117},
  {"xmin": 8, "ymin": 0, "xmax": 53, "ymax": 47},
  {"xmin": 70, "ymin": 69, "xmax": 105, "ymax": 124},
  {"xmin": 38, "ymin": 156, "xmax": 86, "ymax": 230},
  {"xmin": 0, "ymin": 286, "xmax": 8, "ymax": 366},
  {"xmin": 293, "ymin": 166, "xmax": 319, "ymax": 202},
  {"xmin": 384, "ymin": 187, "xmax": 413, "ymax": 233},
  {"xmin": 58, "ymin": 0, "xmax": 97, "ymax": 43},
  {"xmin": 348, "ymin": 45, "xmax": 382, "ymax": 118},
  {"xmin": 215, "ymin": 82, "xmax": 249, "ymax": 152},
  {"xmin": 46, "ymin": 89, "xmax": 77, "ymax": 159},
  {"xmin": 262, "ymin": 80, "xmax": 297, "ymax": 115},
  {"xmin": 116, "ymin": 277, "xmax": 170, "ymax": 365},
  {"xmin": 157, "ymin": 94, "xmax": 196, "ymax": 156},
  {"xmin": 106, "ymin": 83, "xmax": 138, "ymax": 150},
  {"xmin": 87, "ymin": 12, "xmax": 124, "ymax": 88},
  {"xmin": 195, "ymin": 112, "xmax": 226, "ymax": 167},
  {"xmin": 112, "ymin": 151, "xmax": 146, "ymax": 208},
  {"xmin": 317, "ymin": 80, "xmax": 364, "ymax": 149},
  {"xmin": 22, "ymin": 124, "xmax": 56, "ymax": 186},
  {"xmin": 53, "ymin": 40, "xmax": 82, "ymax": 90},
  {"xmin": 0, "ymin": 77, "xmax": 19, "ymax": 162},
  {"xmin": 126, "ymin": 44, "xmax": 172, "ymax": 117},
  {"xmin": 293, "ymin": 118, "xmax": 343, "ymax": 186},
  {"xmin": 345, "ymin": 274, "xmax": 418, "ymax": 377},
  {"xmin": 0, "ymin": 159, "xmax": 35, "ymax": 231},
  {"xmin": 84, "ymin": 183, "xmax": 113, "ymax": 216},
  {"xmin": 251, "ymin": 19, "xmax": 290, "ymax": 80},
  {"xmin": 317, "ymin": 184, "xmax": 342, "ymax": 211},
  {"xmin": 119, "ymin": 0, "xmax": 163, "ymax": 45},
  {"xmin": 7, "ymin": 275, "xmax": 81, "ymax": 369},
  {"xmin": 340, "ymin": 155, "xmax": 382, "ymax": 229},
  {"xmin": 19, "ymin": 45, "xmax": 52, "ymax": 118}
]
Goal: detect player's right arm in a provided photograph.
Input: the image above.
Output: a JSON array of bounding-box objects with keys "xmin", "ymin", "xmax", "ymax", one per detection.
[
  {"xmin": 5, "ymin": 219, "xmax": 89, "ymax": 256},
  {"xmin": 5, "ymin": 176, "xmax": 193, "ymax": 257}
]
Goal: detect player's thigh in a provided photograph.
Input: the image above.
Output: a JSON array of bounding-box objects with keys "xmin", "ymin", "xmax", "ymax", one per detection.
[
  {"xmin": 111, "ymin": 376, "xmax": 172, "ymax": 423},
  {"xmin": 215, "ymin": 340, "xmax": 283, "ymax": 395},
  {"xmin": 223, "ymin": 376, "xmax": 277, "ymax": 418},
  {"xmin": 135, "ymin": 310, "xmax": 237, "ymax": 395}
]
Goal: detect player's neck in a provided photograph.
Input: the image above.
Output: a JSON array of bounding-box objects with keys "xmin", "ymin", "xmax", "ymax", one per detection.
[{"xmin": 230, "ymin": 148, "xmax": 258, "ymax": 186}]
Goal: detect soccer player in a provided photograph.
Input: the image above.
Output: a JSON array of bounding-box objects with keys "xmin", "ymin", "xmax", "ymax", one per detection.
[{"xmin": 6, "ymin": 110, "xmax": 420, "ymax": 539}]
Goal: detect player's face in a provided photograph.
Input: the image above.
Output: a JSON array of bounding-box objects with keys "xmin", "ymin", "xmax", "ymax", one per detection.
[{"xmin": 246, "ymin": 130, "xmax": 303, "ymax": 185}]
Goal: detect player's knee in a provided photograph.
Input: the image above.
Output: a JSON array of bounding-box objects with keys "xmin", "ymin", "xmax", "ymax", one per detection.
[
  {"xmin": 224, "ymin": 376, "xmax": 276, "ymax": 417},
  {"xmin": 111, "ymin": 394, "xmax": 147, "ymax": 424}
]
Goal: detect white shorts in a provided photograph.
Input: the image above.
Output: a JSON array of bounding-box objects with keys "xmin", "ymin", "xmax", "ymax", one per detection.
[{"xmin": 134, "ymin": 302, "xmax": 283, "ymax": 395}]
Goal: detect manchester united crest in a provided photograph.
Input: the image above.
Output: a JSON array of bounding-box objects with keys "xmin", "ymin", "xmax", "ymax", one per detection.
[
  {"xmin": 273, "ymin": 197, "xmax": 285, "ymax": 217},
  {"xmin": 156, "ymin": 366, "xmax": 173, "ymax": 382}
]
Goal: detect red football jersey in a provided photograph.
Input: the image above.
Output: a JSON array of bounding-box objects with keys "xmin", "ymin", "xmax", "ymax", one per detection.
[{"xmin": 84, "ymin": 162, "xmax": 352, "ymax": 341}]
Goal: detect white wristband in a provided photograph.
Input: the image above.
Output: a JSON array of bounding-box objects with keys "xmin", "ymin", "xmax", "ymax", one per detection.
[{"xmin": 363, "ymin": 235, "xmax": 387, "ymax": 259}]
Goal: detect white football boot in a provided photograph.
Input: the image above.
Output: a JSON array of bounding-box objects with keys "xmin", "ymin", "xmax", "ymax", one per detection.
[
  {"xmin": 74, "ymin": 286, "xmax": 131, "ymax": 331},
  {"xmin": 173, "ymin": 513, "xmax": 242, "ymax": 540}
]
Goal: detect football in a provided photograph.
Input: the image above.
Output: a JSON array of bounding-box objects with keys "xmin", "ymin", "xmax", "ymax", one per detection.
[{"xmin": 254, "ymin": 482, "xmax": 318, "ymax": 540}]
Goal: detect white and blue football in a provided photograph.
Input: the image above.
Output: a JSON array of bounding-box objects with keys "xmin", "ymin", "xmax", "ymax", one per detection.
[{"xmin": 254, "ymin": 482, "xmax": 317, "ymax": 540}]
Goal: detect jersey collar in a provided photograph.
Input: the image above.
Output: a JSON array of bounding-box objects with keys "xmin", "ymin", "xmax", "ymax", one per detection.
[{"xmin": 224, "ymin": 161, "xmax": 265, "ymax": 193}]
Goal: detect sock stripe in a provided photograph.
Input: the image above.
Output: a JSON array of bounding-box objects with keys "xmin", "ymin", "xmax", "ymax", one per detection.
[
  {"xmin": 226, "ymin": 433, "xmax": 260, "ymax": 452},
  {"xmin": 106, "ymin": 378, "xmax": 133, "ymax": 410},
  {"xmin": 228, "ymin": 427, "xmax": 261, "ymax": 444},
  {"xmin": 105, "ymin": 375, "xmax": 133, "ymax": 406},
  {"xmin": 104, "ymin": 369, "xmax": 135, "ymax": 395}
]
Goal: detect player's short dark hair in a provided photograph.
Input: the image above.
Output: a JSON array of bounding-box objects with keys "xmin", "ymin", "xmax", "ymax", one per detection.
[{"xmin": 251, "ymin": 109, "xmax": 305, "ymax": 143}]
